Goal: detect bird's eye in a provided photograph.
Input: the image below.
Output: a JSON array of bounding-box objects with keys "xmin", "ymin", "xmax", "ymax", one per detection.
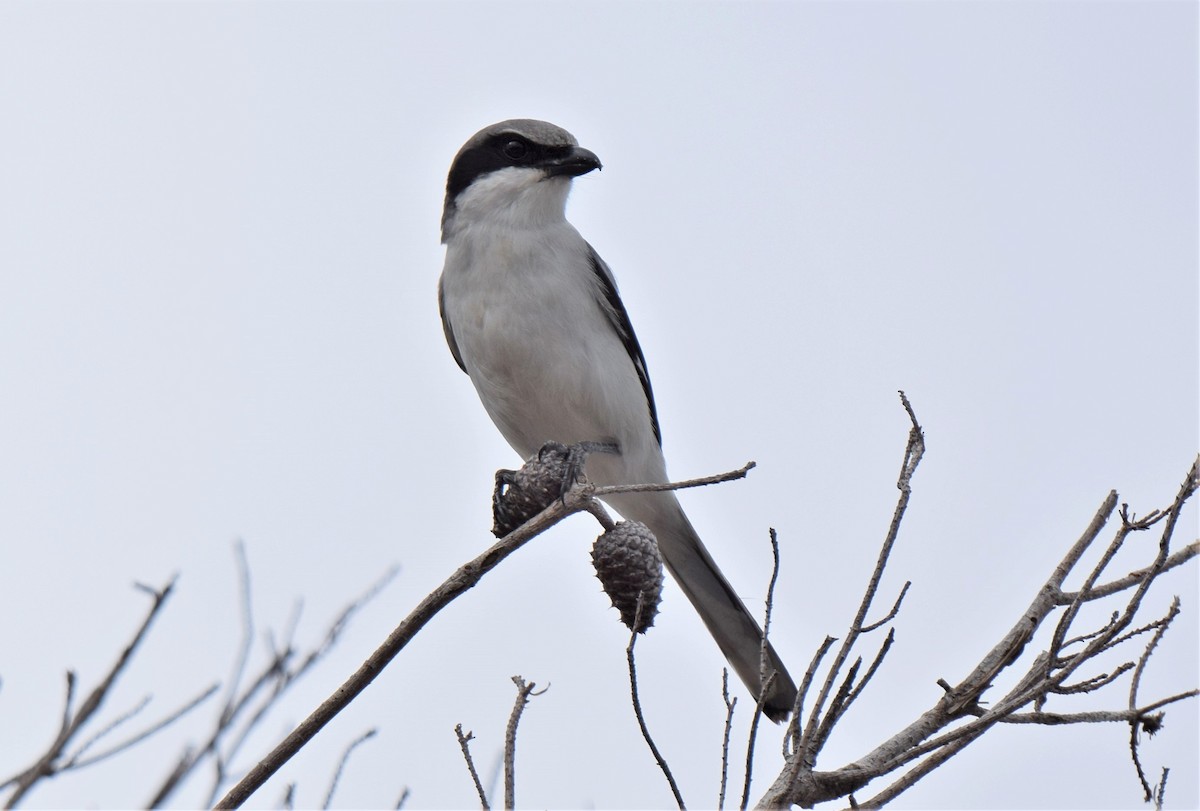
[{"xmin": 501, "ymin": 140, "xmax": 529, "ymax": 160}]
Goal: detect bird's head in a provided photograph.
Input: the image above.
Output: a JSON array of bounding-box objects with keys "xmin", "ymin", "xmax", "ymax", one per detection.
[{"xmin": 441, "ymin": 119, "xmax": 602, "ymax": 242}]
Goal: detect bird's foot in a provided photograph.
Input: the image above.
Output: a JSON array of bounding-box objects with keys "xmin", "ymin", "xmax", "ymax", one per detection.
[
  {"xmin": 492, "ymin": 468, "xmax": 520, "ymax": 519},
  {"xmin": 542, "ymin": 440, "xmax": 619, "ymax": 501},
  {"xmin": 490, "ymin": 440, "xmax": 618, "ymax": 538}
]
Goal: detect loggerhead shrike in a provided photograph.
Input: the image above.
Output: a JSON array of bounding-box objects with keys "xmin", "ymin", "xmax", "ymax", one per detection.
[{"xmin": 438, "ymin": 119, "xmax": 798, "ymax": 720}]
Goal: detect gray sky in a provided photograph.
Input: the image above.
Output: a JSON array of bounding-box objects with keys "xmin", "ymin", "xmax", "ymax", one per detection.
[{"xmin": 1, "ymin": 2, "xmax": 1196, "ymax": 808}]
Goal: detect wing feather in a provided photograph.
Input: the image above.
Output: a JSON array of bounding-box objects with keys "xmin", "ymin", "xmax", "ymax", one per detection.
[
  {"xmin": 438, "ymin": 276, "xmax": 467, "ymax": 373},
  {"xmin": 586, "ymin": 245, "xmax": 662, "ymax": 446}
]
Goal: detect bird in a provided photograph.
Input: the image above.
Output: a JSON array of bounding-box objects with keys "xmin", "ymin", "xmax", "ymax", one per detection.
[{"xmin": 437, "ymin": 118, "xmax": 798, "ymax": 721}]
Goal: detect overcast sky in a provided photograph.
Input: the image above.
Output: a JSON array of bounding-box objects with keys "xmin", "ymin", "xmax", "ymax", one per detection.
[{"xmin": 1, "ymin": 2, "xmax": 1196, "ymax": 809}]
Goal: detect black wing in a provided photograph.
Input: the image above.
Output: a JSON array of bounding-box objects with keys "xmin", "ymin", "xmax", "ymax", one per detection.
[
  {"xmin": 438, "ymin": 276, "xmax": 467, "ymax": 373},
  {"xmin": 587, "ymin": 244, "xmax": 662, "ymax": 446}
]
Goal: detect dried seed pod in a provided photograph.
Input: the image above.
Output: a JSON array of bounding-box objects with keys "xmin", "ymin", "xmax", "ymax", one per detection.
[
  {"xmin": 591, "ymin": 521, "xmax": 663, "ymax": 633},
  {"xmin": 491, "ymin": 444, "xmax": 573, "ymax": 537}
]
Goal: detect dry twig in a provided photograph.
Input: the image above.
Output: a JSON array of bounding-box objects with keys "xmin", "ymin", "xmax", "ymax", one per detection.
[
  {"xmin": 627, "ymin": 595, "xmax": 685, "ymax": 809},
  {"xmin": 757, "ymin": 447, "xmax": 1199, "ymax": 808},
  {"xmin": 322, "ymin": 728, "xmax": 377, "ymax": 809},
  {"xmin": 719, "ymin": 669, "xmax": 737, "ymax": 810},
  {"xmin": 1129, "ymin": 597, "xmax": 1181, "ymax": 801},
  {"xmin": 454, "ymin": 725, "xmax": 489, "ymax": 810},
  {"xmin": 784, "ymin": 393, "xmax": 924, "ymax": 794},
  {"xmin": 146, "ymin": 554, "xmax": 397, "ymax": 809},
  {"xmin": 2, "ymin": 579, "xmax": 181, "ymax": 808},
  {"xmin": 68, "ymin": 685, "xmax": 219, "ymax": 771},
  {"xmin": 740, "ymin": 529, "xmax": 784, "ymax": 810},
  {"xmin": 503, "ymin": 677, "xmax": 543, "ymax": 810},
  {"xmin": 214, "ymin": 462, "xmax": 754, "ymax": 808}
]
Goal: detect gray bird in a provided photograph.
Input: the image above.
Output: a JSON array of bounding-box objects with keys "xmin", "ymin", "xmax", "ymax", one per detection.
[{"xmin": 438, "ymin": 119, "xmax": 798, "ymax": 720}]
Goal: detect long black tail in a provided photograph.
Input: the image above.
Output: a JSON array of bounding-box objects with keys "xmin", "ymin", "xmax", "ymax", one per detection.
[{"xmin": 634, "ymin": 498, "xmax": 798, "ymax": 721}]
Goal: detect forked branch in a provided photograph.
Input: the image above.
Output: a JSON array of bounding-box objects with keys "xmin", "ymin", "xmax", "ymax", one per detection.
[
  {"xmin": 215, "ymin": 460, "xmax": 757, "ymax": 808},
  {"xmin": 757, "ymin": 418, "xmax": 1197, "ymax": 808}
]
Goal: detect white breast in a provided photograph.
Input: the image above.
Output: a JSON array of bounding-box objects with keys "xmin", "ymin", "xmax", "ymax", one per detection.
[{"xmin": 440, "ymin": 212, "xmax": 665, "ymax": 488}]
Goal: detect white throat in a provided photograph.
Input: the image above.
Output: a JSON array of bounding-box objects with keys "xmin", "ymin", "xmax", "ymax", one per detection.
[{"xmin": 445, "ymin": 168, "xmax": 573, "ymax": 239}]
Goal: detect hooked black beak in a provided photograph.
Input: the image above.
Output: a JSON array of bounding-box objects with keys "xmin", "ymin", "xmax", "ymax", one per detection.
[{"xmin": 542, "ymin": 146, "xmax": 602, "ymax": 178}]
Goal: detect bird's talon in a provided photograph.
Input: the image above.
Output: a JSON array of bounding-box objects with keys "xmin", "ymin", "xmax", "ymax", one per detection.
[
  {"xmin": 551, "ymin": 440, "xmax": 620, "ymax": 502},
  {"xmin": 537, "ymin": 440, "xmax": 569, "ymax": 463},
  {"xmin": 493, "ymin": 469, "xmax": 518, "ymax": 511}
]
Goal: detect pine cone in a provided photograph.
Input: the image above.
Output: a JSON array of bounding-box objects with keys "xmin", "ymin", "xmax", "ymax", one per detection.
[
  {"xmin": 491, "ymin": 444, "xmax": 573, "ymax": 537},
  {"xmin": 591, "ymin": 521, "xmax": 663, "ymax": 633}
]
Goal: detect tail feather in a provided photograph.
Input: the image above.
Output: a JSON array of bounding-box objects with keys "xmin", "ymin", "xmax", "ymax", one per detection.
[{"xmin": 608, "ymin": 491, "xmax": 798, "ymax": 721}]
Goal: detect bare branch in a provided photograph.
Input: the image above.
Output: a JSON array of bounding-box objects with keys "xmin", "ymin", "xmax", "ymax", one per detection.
[
  {"xmin": 1054, "ymin": 663, "xmax": 1135, "ymax": 694},
  {"xmin": 842, "ymin": 629, "xmax": 896, "ymax": 713},
  {"xmin": 1130, "ymin": 599, "xmax": 1181, "ymax": 714},
  {"xmin": 212, "ymin": 513, "xmax": 565, "ymax": 809},
  {"xmin": 212, "ymin": 566, "xmax": 398, "ymax": 805},
  {"xmin": 455, "ymin": 725, "xmax": 489, "ymax": 811},
  {"xmin": 719, "ymin": 670, "xmax": 736, "ymax": 811},
  {"xmin": 1130, "ymin": 718, "xmax": 1153, "ymax": 802},
  {"xmin": 740, "ymin": 670, "xmax": 774, "ymax": 811},
  {"xmin": 758, "ymin": 452, "xmax": 1198, "ymax": 809},
  {"xmin": 215, "ymin": 461, "xmax": 754, "ymax": 808},
  {"xmin": 1043, "ymin": 509, "xmax": 1142, "ymax": 700},
  {"xmin": 741, "ymin": 528, "xmax": 785, "ymax": 810},
  {"xmin": 223, "ymin": 540, "xmax": 256, "ymax": 728},
  {"xmin": 1060, "ymin": 543, "xmax": 1198, "ymax": 604},
  {"xmin": 62, "ymin": 694, "xmax": 151, "ymax": 765},
  {"xmin": 857, "ymin": 720, "xmax": 988, "ymax": 807},
  {"xmin": 1060, "ymin": 613, "xmax": 1120, "ymax": 650},
  {"xmin": 1098, "ymin": 610, "xmax": 1181, "ymax": 654},
  {"xmin": 69, "ymin": 684, "xmax": 219, "ymax": 770},
  {"xmin": 211, "ymin": 490, "xmax": 581, "ymax": 809},
  {"xmin": 0, "ymin": 676, "xmax": 71, "ymax": 796},
  {"xmin": 503, "ymin": 677, "xmax": 543, "ymax": 810},
  {"xmin": 591, "ymin": 461, "xmax": 756, "ymax": 498},
  {"xmin": 1154, "ymin": 767, "xmax": 1170, "ymax": 811},
  {"xmin": 322, "ymin": 728, "xmax": 377, "ymax": 810},
  {"xmin": 797, "ymin": 393, "xmax": 924, "ymax": 769},
  {"xmin": 1128, "ymin": 596, "xmax": 1182, "ymax": 802},
  {"xmin": 758, "ymin": 529, "xmax": 783, "ymax": 704},
  {"xmin": 60, "ymin": 673, "xmax": 77, "ymax": 743},
  {"xmin": 3, "ymin": 578, "xmax": 177, "ymax": 808},
  {"xmin": 149, "ymin": 565, "xmax": 397, "ymax": 809},
  {"xmin": 192, "ymin": 648, "xmax": 291, "ymax": 807},
  {"xmin": 784, "ymin": 636, "xmax": 835, "ymax": 762},
  {"xmin": 862, "ymin": 652, "xmax": 1085, "ymax": 807},
  {"xmin": 999, "ymin": 691, "xmax": 1199, "ymax": 724},
  {"xmin": 627, "ymin": 596, "xmax": 685, "ymax": 810},
  {"xmin": 937, "ymin": 491, "xmax": 1119, "ymax": 726},
  {"xmin": 811, "ymin": 659, "xmax": 861, "ymax": 756},
  {"xmin": 858, "ymin": 582, "xmax": 910, "ymax": 634}
]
